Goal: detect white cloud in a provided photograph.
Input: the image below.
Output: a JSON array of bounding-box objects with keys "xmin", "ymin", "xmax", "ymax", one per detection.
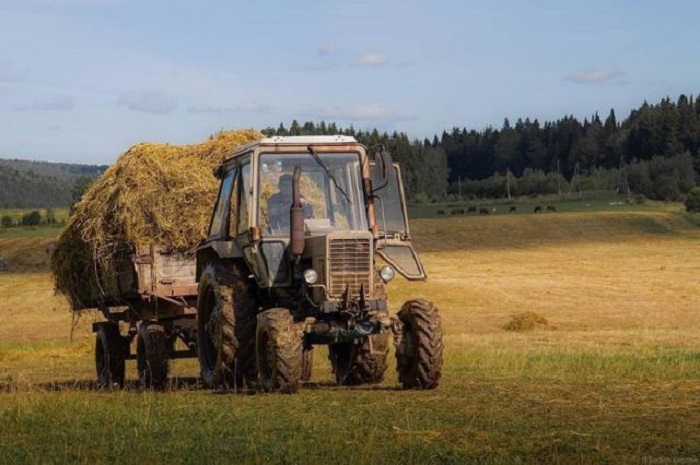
[
  {"xmin": 565, "ymin": 69, "xmax": 624, "ymax": 84},
  {"xmin": 13, "ymin": 94, "xmax": 74, "ymax": 111},
  {"xmin": 119, "ymin": 91, "xmax": 177, "ymax": 114},
  {"xmin": 358, "ymin": 52, "xmax": 387, "ymax": 67}
]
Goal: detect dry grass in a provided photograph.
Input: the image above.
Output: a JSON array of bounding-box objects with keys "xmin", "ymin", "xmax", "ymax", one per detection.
[
  {"xmin": 2, "ymin": 211, "xmax": 700, "ymax": 462},
  {"xmin": 0, "ymin": 237, "xmax": 56, "ymax": 272},
  {"xmin": 502, "ymin": 312, "xmax": 550, "ymax": 331}
]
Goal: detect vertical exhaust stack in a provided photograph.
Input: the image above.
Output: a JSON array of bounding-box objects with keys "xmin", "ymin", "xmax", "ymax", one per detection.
[{"xmin": 290, "ymin": 166, "xmax": 305, "ymax": 261}]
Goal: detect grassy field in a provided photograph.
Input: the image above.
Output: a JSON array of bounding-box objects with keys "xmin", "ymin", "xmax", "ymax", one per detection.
[{"xmin": 1, "ymin": 210, "xmax": 700, "ymax": 463}]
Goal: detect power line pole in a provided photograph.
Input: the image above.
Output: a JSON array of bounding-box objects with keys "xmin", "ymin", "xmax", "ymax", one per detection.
[
  {"xmin": 557, "ymin": 159, "xmax": 562, "ymax": 196},
  {"xmin": 506, "ymin": 168, "xmax": 511, "ymax": 200}
]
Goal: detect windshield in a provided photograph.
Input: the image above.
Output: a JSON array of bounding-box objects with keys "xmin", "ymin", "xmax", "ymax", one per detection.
[
  {"xmin": 259, "ymin": 152, "xmax": 367, "ymax": 235},
  {"xmin": 371, "ymin": 164, "xmax": 408, "ymax": 237}
]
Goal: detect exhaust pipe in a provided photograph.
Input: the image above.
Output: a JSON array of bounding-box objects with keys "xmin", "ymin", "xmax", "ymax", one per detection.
[{"xmin": 290, "ymin": 166, "xmax": 305, "ymax": 261}]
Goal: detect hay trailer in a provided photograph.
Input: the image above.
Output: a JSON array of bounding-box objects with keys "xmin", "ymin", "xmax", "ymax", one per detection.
[{"xmin": 89, "ymin": 246, "xmax": 198, "ymax": 389}]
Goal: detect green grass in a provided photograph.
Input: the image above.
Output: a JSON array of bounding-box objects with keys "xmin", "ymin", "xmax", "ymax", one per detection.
[
  {"xmin": 2, "ymin": 209, "xmax": 700, "ymax": 463},
  {"xmin": 408, "ymin": 192, "xmax": 682, "ymax": 219},
  {"xmin": 0, "ymin": 208, "xmax": 68, "ymax": 239},
  {"xmin": 1, "ymin": 342, "xmax": 699, "ymax": 464}
]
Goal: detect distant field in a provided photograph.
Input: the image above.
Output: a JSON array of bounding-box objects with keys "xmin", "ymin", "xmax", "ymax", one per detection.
[
  {"xmin": 0, "ymin": 207, "xmax": 70, "ymax": 223},
  {"xmin": 409, "ymin": 192, "xmax": 682, "ymax": 218},
  {"xmin": 1, "ymin": 211, "xmax": 700, "ymax": 463}
]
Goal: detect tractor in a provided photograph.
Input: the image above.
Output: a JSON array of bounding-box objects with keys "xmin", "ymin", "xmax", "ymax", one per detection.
[{"xmin": 195, "ymin": 135, "xmax": 443, "ymax": 393}]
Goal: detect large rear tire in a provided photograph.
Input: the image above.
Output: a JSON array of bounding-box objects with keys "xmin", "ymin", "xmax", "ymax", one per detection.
[
  {"xmin": 136, "ymin": 323, "xmax": 169, "ymax": 391},
  {"xmin": 329, "ymin": 333, "xmax": 389, "ymax": 386},
  {"xmin": 255, "ymin": 308, "xmax": 303, "ymax": 393},
  {"xmin": 197, "ymin": 265, "xmax": 238, "ymax": 389},
  {"xmin": 95, "ymin": 323, "xmax": 127, "ymax": 388},
  {"xmin": 396, "ymin": 299, "xmax": 443, "ymax": 390}
]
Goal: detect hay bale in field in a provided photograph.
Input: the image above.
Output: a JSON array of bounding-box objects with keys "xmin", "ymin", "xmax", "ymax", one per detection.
[
  {"xmin": 503, "ymin": 312, "xmax": 550, "ymax": 331},
  {"xmin": 51, "ymin": 129, "xmax": 263, "ymax": 310}
]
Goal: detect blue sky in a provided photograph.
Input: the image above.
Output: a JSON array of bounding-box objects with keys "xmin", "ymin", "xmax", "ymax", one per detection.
[{"xmin": 2, "ymin": 0, "xmax": 700, "ymax": 164}]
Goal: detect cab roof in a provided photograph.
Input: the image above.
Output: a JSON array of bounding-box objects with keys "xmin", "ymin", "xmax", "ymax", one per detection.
[{"xmin": 231, "ymin": 135, "xmax": 360, "ymax": 158}]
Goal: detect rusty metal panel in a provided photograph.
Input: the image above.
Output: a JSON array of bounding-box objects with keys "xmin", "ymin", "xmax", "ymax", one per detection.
[
  {"xmin": 151, "ymin": 249, "xmax": 197, "ymax": 298},
  {"xmin": 326, "ymin": 232, "xmax": 373, "ymax": 298}
]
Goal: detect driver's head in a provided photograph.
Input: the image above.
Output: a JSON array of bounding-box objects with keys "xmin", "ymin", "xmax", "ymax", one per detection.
[{"xmin": 278, "ymin": 174, "xmax": 293, "ymax": 191}]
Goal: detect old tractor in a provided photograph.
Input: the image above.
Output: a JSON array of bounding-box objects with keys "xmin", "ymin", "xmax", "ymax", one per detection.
[{"xmin": 196, "ymin": 135, "xmax": 443, "ymax": 393}]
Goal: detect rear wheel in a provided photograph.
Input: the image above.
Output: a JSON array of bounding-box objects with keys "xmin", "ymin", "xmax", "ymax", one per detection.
[
  {"xmin": 396, "ymin": 299, "xmax": 443, "ymax": 390},
  {"xmin": 255, "ymin": 308, "xmax": 303, "ymax": 393},
  {"xmin": 197, "ymin": 266, "xmax": 237, "ymax": 389},
  {"xmin": 329, "ymin": 333, "xmax": 389, "ymax": 386},
  {"xmin": 95, "ymin": 323, "xmax": 126, "ymax": 388},
  {"xmin": 136, "ymin": 323, "xmax": 169, "ymax": 390}
]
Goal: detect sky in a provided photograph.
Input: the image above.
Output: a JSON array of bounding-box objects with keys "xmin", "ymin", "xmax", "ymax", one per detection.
[{"xmin": 2, "ymin": 0, "xmax": 700, "ymax": 165}]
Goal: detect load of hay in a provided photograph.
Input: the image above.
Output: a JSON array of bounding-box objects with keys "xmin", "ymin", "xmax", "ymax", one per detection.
[{"xmin": 51, "ymin": 129, "xmax": 263, "ymax": 310}]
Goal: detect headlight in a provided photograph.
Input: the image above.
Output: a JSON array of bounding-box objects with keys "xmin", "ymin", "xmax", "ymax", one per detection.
[
  {"xmin": 303, "ymin": 269, "xmax": 318, "ymax": 285},
  {"xmin": 380, "ymin": 265, "xmax": 395, "ymax": 283}
]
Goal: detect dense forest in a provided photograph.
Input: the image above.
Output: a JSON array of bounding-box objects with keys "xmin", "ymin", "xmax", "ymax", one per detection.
[
  {"xmin": 264, "ymin": 94, "xmax": 700, "ymax": 202},
  {"xmin": 2, "ymin": 94, "xmax": 700, "ymax": 208},
  {"xmin": 0, "ymin": 160, "xmax": 105, "ymax": 208}
]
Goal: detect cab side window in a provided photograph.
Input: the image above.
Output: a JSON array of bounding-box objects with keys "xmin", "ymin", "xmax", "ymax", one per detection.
[
  {"xmin": 228, "ymin": 160, "xmax": 251, "ymax": 237},
  {"xmin": 208, "ymin": 168, "xmax": 236, "ymax": 239},
  {"xmin": 238, "ymin": 163, "xmax": 251, "ymax": 234}
]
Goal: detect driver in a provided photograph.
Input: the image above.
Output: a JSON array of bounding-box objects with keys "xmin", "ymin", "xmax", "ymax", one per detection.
[{"xmin": 267, "ymin": 174, "xmax": 313, "ymax": 231}]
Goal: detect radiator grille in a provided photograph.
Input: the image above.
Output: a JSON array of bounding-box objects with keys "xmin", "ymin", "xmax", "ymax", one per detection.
[{"xmin": 328, "ymin": 238, "xmax": 372, "ymax": 298}]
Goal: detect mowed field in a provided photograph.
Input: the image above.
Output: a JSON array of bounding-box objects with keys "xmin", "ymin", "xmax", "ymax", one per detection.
[{"xmin": 1, "ymin": 210, "xmax": 700, "ymax": 463}]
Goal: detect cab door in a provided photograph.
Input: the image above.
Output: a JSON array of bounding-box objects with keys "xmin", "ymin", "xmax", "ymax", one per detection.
[{"xmin": 371, "ymin": 163, "xmax": 427, "ymax": 280}]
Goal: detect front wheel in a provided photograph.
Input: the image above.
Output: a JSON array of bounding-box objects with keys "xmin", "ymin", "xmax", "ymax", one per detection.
[
  {"xmin": 255, "ymin": 308, "xmax": 303, "ymax": 393},
  {"xmin": 329, "ymin": 334, "xmax": 389, "ymax": 386},
  {"xmin": 396, "ymin": 299, "xmax": 443, "ymax": 390}
]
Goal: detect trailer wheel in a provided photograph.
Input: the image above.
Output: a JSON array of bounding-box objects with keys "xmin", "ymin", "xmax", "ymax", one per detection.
[
  {"xmin": 329, "ymin": 333, "xmax": 389, "ymax": 386},
  {"xmin": 255, "ymin": 308, "xmax": 303, "ymax": 393},
  {"xmin": 197, "ymin": 265, "xmax": 238, "ymax": 389},
  {"xmin": 136, "ymin": 323, "xmax": 169, "ymax": 391},
  {"xmin": 95, "ymin": 323, "xmax": 127, "ymax": 388},
  {"xmin": 396, "ymin": 299, "xmax": 443, "ymax": 390}
]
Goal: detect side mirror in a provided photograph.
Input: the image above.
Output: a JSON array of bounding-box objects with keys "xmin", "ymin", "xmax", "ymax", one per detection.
[{"xmin": 375, "ymin": 150, "xmax": 394, "ymax": 182}]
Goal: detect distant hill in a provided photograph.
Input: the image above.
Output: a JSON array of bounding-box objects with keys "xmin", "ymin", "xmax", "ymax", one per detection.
[{"xmin": 0, "ymin": 158, "xmax": 107, "ymax": 208}]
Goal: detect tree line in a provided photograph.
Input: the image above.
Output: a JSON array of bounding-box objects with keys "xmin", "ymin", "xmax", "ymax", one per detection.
[
  {"xmin": 0, "ymin": 161, "xmax": 105, "ymax": 208},
  {"xmin": 3, "ymin": 94, "xmax": 700, "ymax": 209},
  {"xmin": 265, "ymin": 93, "xmax": 700, "ymax": 202}
]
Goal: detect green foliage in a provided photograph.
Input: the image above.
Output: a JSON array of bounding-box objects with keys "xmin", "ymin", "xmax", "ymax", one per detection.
[
  {"xmin": 627, "ymin": 152, "xmax": 696, "ymax": 201},
  {"xmin": 21, "ymin": 210, "xmax": 42, "ymax": 226},
  {"xmin": 0, "ymin": 159, "xmax": 104, "ymax": 208},
  {"xmin": 1, "ymin": 215, "xmax": 12, "ymax": 228},
  {"xmin": 70, "ymin": 176, "xmax": 94, "ymax": 210},
  {"xmin": 684, "ymin": 187, "xmax": 700, "ymax": 212}
]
